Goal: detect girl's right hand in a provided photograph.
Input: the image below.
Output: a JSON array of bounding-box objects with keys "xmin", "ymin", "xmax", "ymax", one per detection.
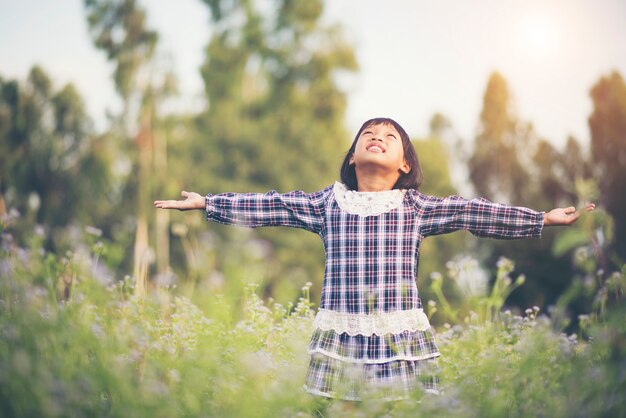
[{"xmin": 154, "ymin": 191, "xmax": 205, "ymax": 211}]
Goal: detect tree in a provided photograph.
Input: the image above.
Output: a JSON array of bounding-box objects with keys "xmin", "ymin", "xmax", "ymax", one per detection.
[
  {"xmin": 467, "ymin": 72, "xmax": 595, "ymax": 312},
  {"xmin": 0, "ymin": 67, "xmax": 113, "ymax": 247},
  {"xmin": 413, "ymin": 117, "xmax": 469, "ymax": 306},
  {"xmin": 469, "ymin": 72, "xmax": 534, "ymax": 206},
  {"xmin": 179, "ymin": 0, "xmax": 357, "ymax": 302},
  {"xmin": 589, "ymin": 71, "xmax": 626, "ymax": 262},
  {"xmin": 85, "ymin": 0, "xmax": 173, "ymax": 289}
]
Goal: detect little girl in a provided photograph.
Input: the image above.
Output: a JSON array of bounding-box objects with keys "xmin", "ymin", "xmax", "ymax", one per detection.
[{"xmin": 154, "ymin": 117, "xmax": 594, "ymax": 401}]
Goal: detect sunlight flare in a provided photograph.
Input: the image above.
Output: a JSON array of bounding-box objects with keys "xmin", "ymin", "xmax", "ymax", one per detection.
[{"xmin": 516, "ymin": 14, "xmax": 561, "ymax": 57}]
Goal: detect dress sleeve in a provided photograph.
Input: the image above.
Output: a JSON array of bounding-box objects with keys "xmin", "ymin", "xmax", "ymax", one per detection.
[
  {"xmin": 205, "ymin": 185, "xmax": 331, "ymax": 235},
  {"xmin": 412, "ymin": 191, "xmax": 544, "ymax": 240}
]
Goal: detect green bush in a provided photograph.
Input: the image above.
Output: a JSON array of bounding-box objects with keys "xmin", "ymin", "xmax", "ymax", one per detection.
[{"xmin": 1, "ymin": 223, "xmax": 624, "ymax": 417}]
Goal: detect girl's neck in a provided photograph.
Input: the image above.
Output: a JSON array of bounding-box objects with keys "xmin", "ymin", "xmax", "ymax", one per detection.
[{"xmin": 355, "ymin": 172, "xmax": 399, "ymax": 192}]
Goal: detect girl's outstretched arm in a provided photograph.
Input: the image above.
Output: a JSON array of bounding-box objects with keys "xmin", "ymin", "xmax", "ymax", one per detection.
[
  {"xmin": 154, "ymin": 191, "xmax": 205, "ymax": 211},
  {"xmin": 155, "ymin": 186, "xmax": 332, "ymax": 234},
  {"xmin": 543, "ymin": 203, "xmax": 596, "ymax": 226},
  {"xmin": 416, "ymin": 190, "xmax": 597, "ymax": 240}
]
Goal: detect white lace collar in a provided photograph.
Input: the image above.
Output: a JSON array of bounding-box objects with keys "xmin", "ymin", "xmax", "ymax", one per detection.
[{"xmin": 333, "ymin": 182, "xmax": 405, "ymax": 217}]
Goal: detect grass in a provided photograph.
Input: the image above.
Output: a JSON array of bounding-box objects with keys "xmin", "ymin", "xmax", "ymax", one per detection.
[{"xmin": 1, "ymin": 224, "xmax": 625, "ymax": 417}]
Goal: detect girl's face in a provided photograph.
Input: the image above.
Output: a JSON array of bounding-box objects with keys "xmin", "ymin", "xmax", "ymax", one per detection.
[{"xmin": 349, "ymin": 123, "xmax": 411, "ymax": 176}]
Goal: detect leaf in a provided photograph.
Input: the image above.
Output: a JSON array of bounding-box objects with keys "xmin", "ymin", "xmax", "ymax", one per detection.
[{"xmin": 552, "ymin": 227, "xmax": 589, "ymax": 257}]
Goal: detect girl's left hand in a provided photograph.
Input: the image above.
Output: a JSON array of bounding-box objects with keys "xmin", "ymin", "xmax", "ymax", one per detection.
[{"xmin": 544, "ymin": 203, "xmax": 596, "ymax": 226}]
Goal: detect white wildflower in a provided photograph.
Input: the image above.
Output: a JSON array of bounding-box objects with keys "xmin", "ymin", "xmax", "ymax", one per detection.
[
  {"xmin": 449, "ymin": 256, "xmax": 488, "ymax": 297},
  {"xmin": 85, "ymin": 226, "xmax": 103, "ymax": 237}
]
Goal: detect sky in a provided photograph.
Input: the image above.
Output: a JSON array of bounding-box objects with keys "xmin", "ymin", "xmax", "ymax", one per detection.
[{"xmin": 1, "ymin": 0, "xmax": 625, "ymax": 148}]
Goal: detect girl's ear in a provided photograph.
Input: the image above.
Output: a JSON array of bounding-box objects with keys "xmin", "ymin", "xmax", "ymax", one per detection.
[
  {"xmin": 349, "ymin": 154, "xmax": 355, "ymax": 165},
  {"xmin": 400, "ymin": 160, "xmax": 411, "ymax": 174}
]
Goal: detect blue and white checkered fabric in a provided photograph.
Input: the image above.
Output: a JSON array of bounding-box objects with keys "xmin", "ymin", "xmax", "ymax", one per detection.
[
  {"xmin": 304, "ymin": 353, "xmax": 440, "ymax": 401},
  {"xmin": 206, "ymin": 182, "xmax": 544, "ymax": 400}
]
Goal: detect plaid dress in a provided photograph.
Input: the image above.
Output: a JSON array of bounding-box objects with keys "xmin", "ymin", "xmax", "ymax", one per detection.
[{"xmin": 205, "ymin": 182, "xmax": 544, "ymax": 401}]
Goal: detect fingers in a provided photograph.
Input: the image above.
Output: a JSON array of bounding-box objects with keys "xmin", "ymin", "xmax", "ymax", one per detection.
[
  {"xmin": 153, "ymin": 200, "xmax": 176, "ymax": 209},
  {"xmin": 572, "ymin": 203, "xmax": 596, "ymax": 218},
  {"xmin": 566, "ymin": 203, "xmax": 596, "ymax": 224},
  {"xmin": 154, "ymin": 197, "xmax": 183, "ymax": 209},
  {"xmin": 564, "ymin": 206, "xmax": 576, "ymax": 215},
  {"xmin": 154, "ymin": 191, "xmax": 190, "ymax": 209}
]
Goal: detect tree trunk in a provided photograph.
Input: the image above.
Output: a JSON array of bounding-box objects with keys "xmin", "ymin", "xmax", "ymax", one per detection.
[
  {"xmin": 133, "ymin": 109, "xmax": 153, "ymax": 294},
  {"xmin": 0, "ymin": 191, "xmax": 6, "ymax": 217},
  {"xmin": 133, "ymin": 217, "xmax": 149, "ymax": 297},
  {"xmin": 154, "ymin": 129, "xmax": 170, "ymax": 274}
]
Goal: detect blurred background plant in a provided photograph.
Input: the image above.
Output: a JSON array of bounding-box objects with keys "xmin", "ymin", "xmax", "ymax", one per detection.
[
  {"xmin": 1, "ymin": 0, "xmax": 626, "ymax": 416},
  {"xmin": 1, "ymin": 208, "xmax": 625, "ymax": 417},
  {"xmin": 1, "ymin": 0, "xmax": 624, "ymax": 315}
]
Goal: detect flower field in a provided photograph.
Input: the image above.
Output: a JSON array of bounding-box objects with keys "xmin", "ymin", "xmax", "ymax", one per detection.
[{"xmin": 1, "ymin": 227, "xmax": 625, "ymax": 418}]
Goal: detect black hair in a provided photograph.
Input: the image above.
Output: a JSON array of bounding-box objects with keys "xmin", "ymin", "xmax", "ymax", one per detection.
[{"xmin": 340, "ymin": 117, "xmax": 423, "ymax": 191}]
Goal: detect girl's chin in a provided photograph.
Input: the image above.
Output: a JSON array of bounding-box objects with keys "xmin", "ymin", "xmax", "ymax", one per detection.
[
  {"xmin": 355, "ymin": 154, "xmax": 388, "ymax": 163},
  {"xmin": 354, "ymin": 160, "xmax": 399, "ymax": 173}
]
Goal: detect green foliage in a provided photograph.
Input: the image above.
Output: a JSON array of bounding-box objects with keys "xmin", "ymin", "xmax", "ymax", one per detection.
[
  {"xmin": 84, "ymin": 0, "xmax": 158, "ymax": 101},
  {"xmin": 412, "ymin": 132, "xmax": 469, "ymax": 305},
  {"xmin": 466, "ymin": 71, "xmax": 610, "ymax": 316},
  {"xmin": 589, "ymin": 71, "xmax": 626, "ymax": 262},
  {"xmin": 428, "ymin": 257, "xmax": 526, "ymax": 325},
  {"xmin": 469, "ymin": 72, "xmax": 531, "ymax": 206},
  {"xmin": 85, "ymin": 0, "xmax": 179, "ymax": 283},
  {"xmin": 168, "ymin": 0, "xmax": 358, "ymax": 303},
  {"xmin": 0, "ymin": 67, "xmax": 116, "ymax": 252},
  {"xmin": 0, "ymin": 221, "xmax": 315, "ymax": 417},
  {"xmin": 197, "ymin": 0, "xmax": 356, "ymax": 191},
  {"xmin": 4, "ymin": 14, "xmax": 625, "ymax": 417},
  {"xmin": 1, "ymin": 223, "xmax": 624, "ymax": 417}
]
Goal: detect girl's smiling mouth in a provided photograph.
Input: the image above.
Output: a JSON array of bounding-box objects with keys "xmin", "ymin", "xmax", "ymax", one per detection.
[{"xmin": 366, "ymin": 143, "xmax": 385, "ymax": 153}]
